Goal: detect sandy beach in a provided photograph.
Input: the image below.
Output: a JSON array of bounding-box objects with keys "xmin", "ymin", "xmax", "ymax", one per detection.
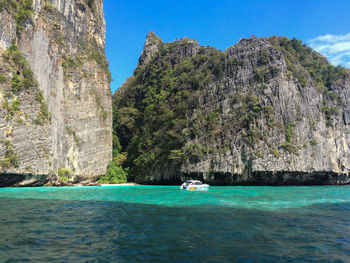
[{"xmin": 100, "ymin": 183, "xmax": 140, "ymax": 186}]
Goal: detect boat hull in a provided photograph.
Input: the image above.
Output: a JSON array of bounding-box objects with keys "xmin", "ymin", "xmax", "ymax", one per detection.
[{"xmin": 187, "ymin": 185, "xmax": 209, "ymax": 191}]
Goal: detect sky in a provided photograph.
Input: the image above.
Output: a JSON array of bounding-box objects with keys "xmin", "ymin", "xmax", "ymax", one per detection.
[{"xmin": 104, "ymin": 0, "xmax": 350, "ymax": 93}]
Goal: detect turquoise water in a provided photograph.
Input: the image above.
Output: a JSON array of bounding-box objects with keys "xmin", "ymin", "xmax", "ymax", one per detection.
[
  {"xmin": 1, "ymin": 185, "xmax": 350, "ymax": 210},
  {"xmin": 0, "ymin": 186, "xmax": 350, "ymax": 262}
]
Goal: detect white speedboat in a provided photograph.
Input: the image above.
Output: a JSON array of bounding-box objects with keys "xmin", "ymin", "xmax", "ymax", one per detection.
[{"xmin": 180, "ymin": 180, "xmax": 209, "ymax": 191}]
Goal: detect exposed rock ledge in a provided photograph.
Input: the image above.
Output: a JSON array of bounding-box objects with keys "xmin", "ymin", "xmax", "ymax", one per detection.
[
  {"xmin": 149, "ymin": 171, "xmax": 350, "ymax": 186},
  {"xmin": 0, "ymin": 172, "xmax": 100, "ymax": 187}
]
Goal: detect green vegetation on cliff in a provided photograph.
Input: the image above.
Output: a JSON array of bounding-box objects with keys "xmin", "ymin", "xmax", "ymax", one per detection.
[
  {"xmin": 58, "ymin": 168, "xmax": 71, "ymax": 181},
  {"xmin": 1, "ymin": 43, "xmax": 44, "ymax": 125},
  {"xmin": 0, "ymin": 0, "xmax": 34, "ymax": 36},
  {"xmin": 4, "ymin": 43, "xmax": 36, "ymax": 91},
  {"xmin": 0, "ymin": 139, "xmax": 19, "ymax": 169},
  {"xmin": 114, "ymin": 38, "xmax": 227, "ymax": 181},
  {"xmin": 269, "ymin": 37, "xmax": 347, "ymax": 90},
  {"xmin": 112, "ymin": 34, "xmax": 349, "ymax": 183},
  {"xmin": 2, "ymin": 43, "xmax": 51, "ymax": 125},
  {"xmin": 99, "ymin": 135, "xmax": 128, "ymax": 184}
]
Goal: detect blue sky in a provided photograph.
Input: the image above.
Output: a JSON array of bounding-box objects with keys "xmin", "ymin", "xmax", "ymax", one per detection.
[{"xmin": 104, "ymin": 0, "xmax": 350, "ymax": 93}]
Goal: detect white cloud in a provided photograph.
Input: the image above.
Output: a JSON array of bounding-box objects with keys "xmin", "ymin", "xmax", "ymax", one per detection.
[{"xmin": 308, "ymin": 33, "xmax": 350, "ymax": 68}]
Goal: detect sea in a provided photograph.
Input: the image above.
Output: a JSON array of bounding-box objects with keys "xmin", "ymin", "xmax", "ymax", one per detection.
[{"xmin": 0, "ymin": 185, "xmax": 349, "ymax": 262}]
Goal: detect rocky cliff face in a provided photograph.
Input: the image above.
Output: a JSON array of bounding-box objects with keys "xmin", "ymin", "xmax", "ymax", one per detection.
[
  {"xmin": 0, "ymin": 0, "xmax": 112, "ymax": 186},
  {"xmin": 114, "ymin": 32, "xmax": 350, "ymax": 185}
]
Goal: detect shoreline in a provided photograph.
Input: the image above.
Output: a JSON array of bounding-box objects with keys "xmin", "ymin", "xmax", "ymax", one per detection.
[
  {"xmin": 1, "ymin": 171, "xmax": 350, "ymax": 187},
  {"xmin": 1, "ymin": 182, "xmax": 350, "ymax": 188}
]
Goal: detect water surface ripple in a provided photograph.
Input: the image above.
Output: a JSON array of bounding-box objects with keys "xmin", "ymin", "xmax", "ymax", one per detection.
[{"xmin": 0, "ymin": 186, "xmax": 349, "ymax": 262}]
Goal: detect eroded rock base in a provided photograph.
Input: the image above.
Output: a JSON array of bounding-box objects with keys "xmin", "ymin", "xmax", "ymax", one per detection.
[
  {"xmin": 149, "ymin": 171, "xmax": 350, "ymax": 186},
  {"xmin": 0, "ymin": 173, "xmax": 101, "ymax": 187}
]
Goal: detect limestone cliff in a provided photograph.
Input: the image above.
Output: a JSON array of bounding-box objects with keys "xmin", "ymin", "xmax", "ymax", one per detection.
[
  {"xmin": 114, "ymin": 33, "xmax": 350, "ymax": 185},
  {"xmin": 0, "ymin": 0, "xmax": 112, "ymax": 186}
]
